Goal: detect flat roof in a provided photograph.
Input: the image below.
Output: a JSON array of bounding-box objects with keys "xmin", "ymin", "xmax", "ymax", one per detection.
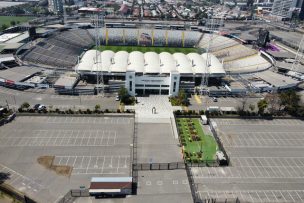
[
  {"xmin": 0, "ymin": 66, "xmax": 41, "ymax": 82},
  {"xmin": 5, "ymin": 32, "xmax": 29, "ymax": 43},
  {"xmin": 0, "ymin": 33, "xmax": 21, "ymax": 43},
  {"xmin": 0, "ymin": 54, "xmax": 15, "ymax": 63},
  {"xmin": 91, "ymin": 177, "xmax": 132, "ymax": 182},
  {"xmin": 0, "ymin": 1, "xmax": 27, "ymax": 8},
  {"xmin": 255, "ymin": 70, "xmax": 299, "ymax": 87},
  {"xmin": 266, "ymin": 50, "xmax": 295, "ymax": 59},
  {"xmin": 54, "ymin": 73, "xmax": 78, "ymax": 87},
  {"xmin": 276, "ymin": 61, "xmax": 304, "ymax": 74}
]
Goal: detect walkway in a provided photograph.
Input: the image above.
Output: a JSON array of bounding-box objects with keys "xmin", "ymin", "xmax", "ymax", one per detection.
[{"xmin": 125, "ymin": 95, "xmax": 182, "ymax": 124}]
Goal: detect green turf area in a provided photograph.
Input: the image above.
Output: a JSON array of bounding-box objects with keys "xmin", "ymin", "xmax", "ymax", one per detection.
[
  {"xmin": 0, "ymin": 16, "xmax": 33, "ymax": 27},
  {"xmin": 96, "ymin": 45, "xmax": 198, "ymax": 54},
  {"xmin": 176, "ymin": 118, "xmax": 218, "ymax": 163}
]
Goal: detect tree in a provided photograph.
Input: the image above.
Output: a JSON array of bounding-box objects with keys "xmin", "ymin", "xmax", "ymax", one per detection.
[
  {"xmin": 257, "ymin": 99, "xmax": 268, "ymax": 115},
  {"xmin": 0, "ymin": 24, "xmax": 8, "ymax": 31},
  {"xmin": 265, "ymin": 93, "xmax": 280, "ymax": 115},
  {"xmin": 21, "ymin": 102, "xmax": 30, "ymax": 109},
  {"xmin": 10, "ymin": 21, "xmax": 16, "ymax": 26},
  {"xmin": 95, "ymin": 104, "xmax": 101, "ymax": 111},
  {"xmin": 279, "ymin": 90, "xmax": 300, "ymax": 116},
  {"xmin": 249, "ymin": 104, "xmax": 255, "ymax": 112},
  {"xmin": 239, "ymin": 93, "xmax": 248, "ymax": 112},
  {"xmin": 118, "ymin": 86, "xmax": 129, "ymax": 103}
]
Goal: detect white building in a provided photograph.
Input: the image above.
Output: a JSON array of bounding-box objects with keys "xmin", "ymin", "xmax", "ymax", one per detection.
[
  {"xmin": 76, "ymin": 50, "xmax": 226, "ymax": 96},
  {"xmin": 271, "ymin": 0, "xmax": 303, "ymax": 18},
  {"xmin": 48, "ymin": 0, "xmax": 63, "ymax": 14}
]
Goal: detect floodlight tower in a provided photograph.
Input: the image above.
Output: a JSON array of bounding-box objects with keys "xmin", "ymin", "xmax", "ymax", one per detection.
[
  {"xmin": 94, "ymin": 11, "xmax": 105, "ymax": 96},
  {"xmin": 200, "ymin": 17, "xmax": 215, "ymax": 97},
  {"xmin": 292, "ymin": 34, "xmax": 304, "ymax": 72}
]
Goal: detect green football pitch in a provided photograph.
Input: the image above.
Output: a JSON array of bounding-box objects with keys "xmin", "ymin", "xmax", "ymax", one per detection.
[
  {"xmin": 0, "ymin": 16, "xmax": 33, "ymax": 27},
  {"xmin": 96, "ymin": 45, "xmax": 198, "ymax": 54},
  {"xmin": 176, "ymin": 118, "xmax": 218, "ymax": 163}
]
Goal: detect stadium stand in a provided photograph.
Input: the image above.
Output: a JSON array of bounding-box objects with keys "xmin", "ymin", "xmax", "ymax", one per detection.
[
  {"xmin": 223, "ymin": 54, "xmax": 272, "ymax": 74},
  {"xmin": 88, "ymin": 28, "xmax": 202, "ymax": 47},
  {"xmin": 198, "ymin": 34, "xmax": 239, "ymax": 52},
  {"xmin": 20, "ymin": 29, "xmax": 94, "ymax": 69},
  {"xmin": 212, "ymin": 44, "xmax": 257, "ymax": 62}
]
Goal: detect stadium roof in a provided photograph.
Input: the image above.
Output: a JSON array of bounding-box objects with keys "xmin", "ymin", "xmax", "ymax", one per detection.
[
  {"xmin": 0, "ymin": 66, "xmax": 41, "ymax": 82},
  {"xmin": 76, "ymin": 50, "xmax": 225, "ymax": 76}
]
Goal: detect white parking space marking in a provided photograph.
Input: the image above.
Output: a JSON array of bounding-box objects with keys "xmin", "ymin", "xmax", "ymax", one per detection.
[{"xmin": 54, "ymin": 155, "xmax": 130, "ymax": 175}]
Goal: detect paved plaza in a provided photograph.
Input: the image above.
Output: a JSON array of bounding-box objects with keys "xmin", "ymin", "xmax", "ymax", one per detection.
[
  {"xmin": 126, "ymin": 95, "xmax": 181, "ymax": 123},
  {"xmin": 192, "ymin": 118, "xmax": 304, "ymax": 203},
  {"xmin": 0, "ymin": 115, "xmax": 134, "ymax": 203}
]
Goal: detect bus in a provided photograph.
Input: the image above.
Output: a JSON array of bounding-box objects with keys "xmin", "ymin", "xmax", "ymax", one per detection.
[
  {"xmin": 190, "ymin": 26, "xmax": 199, "ymax": 31},
  {"xmin": 170, "ymin": 25, "xmax": 185, "ymax": 30},
  {"xmin": 105, "ymin": 23, "xmax": 124, "ymax": 28}
]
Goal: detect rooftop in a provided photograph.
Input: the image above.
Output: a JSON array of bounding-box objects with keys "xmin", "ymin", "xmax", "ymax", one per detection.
[
  {"xmin": 77, "ymin": 50, "xmax": 225, "ymax": 76},
  {"xmin": 0, "ymin": 66, "xmax": 41, "ymax": 82}
]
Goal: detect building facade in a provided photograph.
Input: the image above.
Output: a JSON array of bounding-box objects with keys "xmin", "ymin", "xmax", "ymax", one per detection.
[
  {"xmin": 271, "ymin": 0, "xmax": 303, "ymax": 18},
  {"xmin": 48, "ymin": 0, "xmax": 63, "ymax": 14}
]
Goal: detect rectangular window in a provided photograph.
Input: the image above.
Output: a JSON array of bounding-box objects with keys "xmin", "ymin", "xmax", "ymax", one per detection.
[
  {"xmin": 173, "ymin": 82, "xmax": 176, "ymax": 92},
  {"xmin": 129, "ymin": 81, "xmax": 132, "ymax": 91},
  {"xmin": 135, "ymin": 84, "xmax": 144, "ymax": 87},
  {"xmin": 161, "ymin": 85, "xmax": 169, "ymax": 87},
  {"xmin": 145, "ymin": 85, "xmax": 160, "ymax": 87}
]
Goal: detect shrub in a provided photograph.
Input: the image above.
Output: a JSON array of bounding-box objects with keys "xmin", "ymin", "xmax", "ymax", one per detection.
[
  {"xmin": 117, "ymin": 109, "xmax": 121, "ymax": 113},
  {"xmin": 18, "ymin": 108, "xmax": 23, "ymax": 113},
  {"xmin": 21, "ymin": 102, "xmax": 30, "ymax": 109}
]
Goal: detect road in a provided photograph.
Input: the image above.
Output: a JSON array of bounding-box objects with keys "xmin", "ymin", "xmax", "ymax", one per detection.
[{"xmin": 0, "ymin": 87, "xmax": 120, "ymax": 110}]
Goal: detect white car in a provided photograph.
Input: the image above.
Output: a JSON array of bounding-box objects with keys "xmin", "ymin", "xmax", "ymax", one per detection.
[
  {"xmin": 35, "ymin": 104, "xmax": 46, "ymax": 111},
  {"xmin": 115, "ymin": 96, "xmax": 120, "ymax": 101}
]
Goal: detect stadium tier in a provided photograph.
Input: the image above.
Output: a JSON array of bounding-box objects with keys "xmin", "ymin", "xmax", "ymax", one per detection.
[
  {"xmin": 87, "ymin": 28, "xmax": 202, "ymax": 47},
  {"xmin": 20, "ymin": 29, "xmax": 94, "ymax": 69}
]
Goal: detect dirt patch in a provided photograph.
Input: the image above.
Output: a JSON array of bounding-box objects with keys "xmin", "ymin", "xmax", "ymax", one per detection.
[
  {"xmin": 37, "ymin": 156, "xmax": 54, "ymax": 168},
  {"xmin": 50, "ymin": 165, "xmax": 73, "ymax": 177},
  {"xmin": 37, "ymin": 156, "xmax": 72, "ymax": 177}
]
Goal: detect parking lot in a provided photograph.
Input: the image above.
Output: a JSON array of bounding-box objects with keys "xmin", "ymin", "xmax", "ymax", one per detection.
[
  {"xmin": 188, "ymin": 95, "xmax": 262, "ymax": 111},
  {"xmin": 0, "ymin": 115, "xmax": 134, "ymax": 203},
  {"xmin": 192, "ymin": 118, "xmax": 304, "ymax": 202}
]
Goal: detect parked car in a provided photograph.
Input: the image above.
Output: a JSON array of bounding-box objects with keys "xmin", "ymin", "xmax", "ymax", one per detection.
[
  {"xmin": 115, "ymin": 96, "xmax": 120, "ymax": 101},
  {"xmin": 212, "ymin": 97, "xmax": 218, "ymax": 102},
  {"xmin": 34, "ymin": 104, "xmax": 46, "ymax": 111}
]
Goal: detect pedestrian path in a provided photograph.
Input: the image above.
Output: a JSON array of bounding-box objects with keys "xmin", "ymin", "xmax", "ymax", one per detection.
[{"xmin": 125, "ymin": 96, "xmax": 182, "ymax": 123}]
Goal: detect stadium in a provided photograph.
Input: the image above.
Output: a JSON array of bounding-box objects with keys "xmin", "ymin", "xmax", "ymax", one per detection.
[{"xmin": 13, "ymin": 26, "xmax": 280, "ymax": 96}]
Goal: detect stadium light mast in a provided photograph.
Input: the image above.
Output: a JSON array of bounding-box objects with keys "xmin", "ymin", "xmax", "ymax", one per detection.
[
  {"xmin": 200, "ymin": 17, "xmax": 215, "ymax": 97},
  {"xmin": 292, "ymin": 34, "xmax": 304, "ymax": 72},
  {"xmin": 94, "ymin": 10, "xmax": 105, "ymax": 96}
]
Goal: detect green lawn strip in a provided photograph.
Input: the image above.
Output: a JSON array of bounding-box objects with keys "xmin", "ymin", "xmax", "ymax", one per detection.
[
  {"xmin": 0, "ymin": 16, "xmax": 33, "ymax": 27},
  {"xmin": 97, "ymin": 45, "xmax": 197, "ymax": 54},
  {"xmin": 177, "ymin": 118, "xmax": 217, "ymax": 162}
]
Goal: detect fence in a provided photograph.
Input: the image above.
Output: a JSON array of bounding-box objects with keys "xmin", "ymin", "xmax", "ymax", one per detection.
[
  {"xmin": 208, "ymin": 118, "xmax": 230, "ymax": 166},
  {"xmin": 133, "ymin": 162, "xmax": 186, "ymax": 171},
  {"xmin": 131, "ymin": 115, "xmax": 138, "ymax": 195},
  {"xmin": 0, "ymin": 113, "xmax": 16, "ymax": 126},
  {"xmin": 57, "ymin": 189, "xmax": 89, "ymax": 203},
  {"xmin": 0, "ymin": 184, "xmax": 36, "ymax": 203}
]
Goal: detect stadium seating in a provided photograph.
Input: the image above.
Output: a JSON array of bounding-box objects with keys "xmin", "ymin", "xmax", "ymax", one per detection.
[
  {"xmin": 88, "ymin": 28, "xmax": 202, "ymax": 47},
  {"xmin": 223, "ymin": 54, "xmax": 272, "ymax": 74},
  {"xmin": 212, "ymin": 44, "xmax": 257, "ymax": 62},
  {"xmin": 198, "ymin": 34, "xmax": 239, "ymax": 52},
  {"xmin": 21, "ymin": 29, "xmax": 94, "ymax": 69}
]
